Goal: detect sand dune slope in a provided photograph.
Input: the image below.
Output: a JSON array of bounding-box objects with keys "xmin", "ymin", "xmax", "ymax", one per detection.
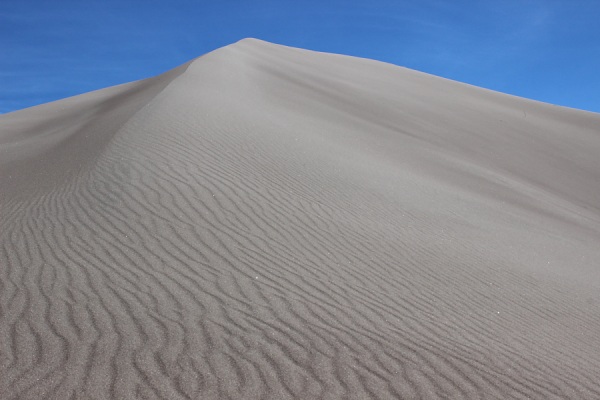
[{"xmin": 1, "ymin": 38, "xmax": 600, "ymax": 399}]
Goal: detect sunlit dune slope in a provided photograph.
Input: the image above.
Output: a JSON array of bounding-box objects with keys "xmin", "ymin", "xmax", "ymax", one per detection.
[{"xmin": 1, "ymin": 38, "xmax": 600, "ymax": 400}]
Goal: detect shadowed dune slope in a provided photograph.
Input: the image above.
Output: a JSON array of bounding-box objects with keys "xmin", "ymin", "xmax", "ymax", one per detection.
[{"xmin": 1, "ymin": 38, "xmax": 600, "ymax": 399}]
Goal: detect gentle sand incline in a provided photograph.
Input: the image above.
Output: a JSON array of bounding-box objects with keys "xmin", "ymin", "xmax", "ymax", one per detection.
[{"xmin": 1, "ymin": 38, "xmax": 600, "ymax": 399}]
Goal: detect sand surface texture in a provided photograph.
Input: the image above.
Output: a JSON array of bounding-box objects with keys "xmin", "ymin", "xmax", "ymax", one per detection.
[{"xmin": 2, "ymin": 39, "xmax": 600, "ymax": 399}]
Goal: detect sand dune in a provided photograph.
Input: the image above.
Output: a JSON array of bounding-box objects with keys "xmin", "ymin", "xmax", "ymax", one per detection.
[{"xmin": 1, "ymin": 38, "xmax": 600, "ymax": 399}]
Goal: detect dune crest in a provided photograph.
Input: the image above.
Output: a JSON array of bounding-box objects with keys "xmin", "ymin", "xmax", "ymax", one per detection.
[{"xmin": 2, "ymin": 38, "xmax": 600, "ymax": 399}]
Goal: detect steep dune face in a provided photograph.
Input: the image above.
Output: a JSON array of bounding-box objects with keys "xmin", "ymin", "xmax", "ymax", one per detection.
[
  {"xmin": 1, "ymin": 38, "xmax": 600, "ymax": 399},
  {"xmin": 0, "ymin": 61, "xmax": 191, "ymax": 198}
]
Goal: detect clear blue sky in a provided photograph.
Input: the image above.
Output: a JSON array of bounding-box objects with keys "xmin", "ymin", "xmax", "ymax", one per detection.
[{"xmin": 2, "ymin": 0, "xmax": 599, "ymax": 114}]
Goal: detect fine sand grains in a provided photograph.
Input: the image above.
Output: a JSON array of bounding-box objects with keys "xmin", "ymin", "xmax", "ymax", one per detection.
[{"xmin": 1, "ymin": 39, "xmax": 600, "ymax": 399}]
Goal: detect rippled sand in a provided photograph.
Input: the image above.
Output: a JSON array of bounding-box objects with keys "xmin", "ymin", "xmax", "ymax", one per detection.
[{"xmin": 2, "ymin": 39, "xmax": 600, "ymax": 399}]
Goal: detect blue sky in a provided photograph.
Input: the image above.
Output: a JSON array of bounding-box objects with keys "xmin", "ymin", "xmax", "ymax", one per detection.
[{"xmin": 1, "ymin": 0, "xmax": 599, "ymax": 114}]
